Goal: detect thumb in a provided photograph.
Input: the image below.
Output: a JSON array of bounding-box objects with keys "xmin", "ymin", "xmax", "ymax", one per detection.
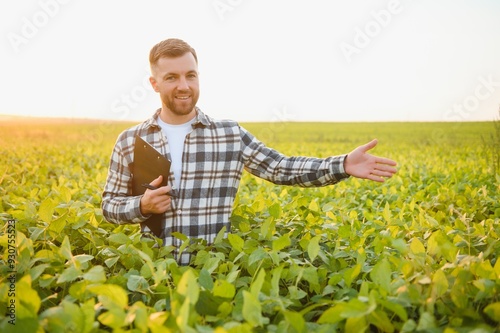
[
  {"xmin": 150, "ymin": 175, "xmax": 163, "ymax": 187},
  {"xmin": 360, "ymin": 139, "xmax": 378, "ymax": 153}
]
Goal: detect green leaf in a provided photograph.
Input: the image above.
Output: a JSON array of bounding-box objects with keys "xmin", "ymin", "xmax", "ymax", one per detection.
[
  {"xmin": 308, "ymin": 199, "xmax": 320, "ymax": 212},
  {"xmin": 228, "ymin": 233, "xmax": 244, "ymax": 252},
  {"xmin": 248, "ymin": 247, "xmax": 267, "ymax": 266},
  {"xmin": 268, "ymin": 202, "xmax": 282, "ymax": 218},
  {"xmin": 475, "ymin": 260, "xmax": 495, "ymax": 279},
  {"xmin": 307, "ymin": 235, "xmax": 321, "ymax": 262},
  {"xmin": 378, "ymin": 299, "xmax": 408, "ymax": 321},
  {"xmin": 368, "ymin": 309, "xmax": 395, "ymax": 333},
  {"xmin": 283, "ymin": 310, "xmax": 306, "ymax": 333},
  {"xmin": 272, "ymin": 233, "xmax": 291, "ymax": 252},
  {"xmin": 74, "ymin": 254, "xmax": 95, "ymax": 265},
  {"xmin": 410, "ymin": 238, "xmax": 426, "ymax": 255},
  {"xmin": 108, "ymin": 232, "xmax": 131, "ymax": 245},
  {"xmin": 427, "ymin": 230, "xmax": 457, "ymax": 262},
  {"xmin": 431, "ymin": 269, "xmax": 448, "ymax": 297},
  {"xmin": 80, "ymin": 299, "xmax": 97, "ymax": 333},
  {"xmin": 416, "ymin": 311, "xmax": 436, "ymax": 330},
  {"xmin": 484, "ymin": 302, "xmax": 500, "ymax": 323},
  {"xmin": 198, "ymin": 268, "xmax": 214, "ymax": 291},
  {"xmin": 29, "ymin": 263, "xmax": 49, "ymax": 281},
  {"xmin": 57, "ymin": 265, "xmax": 83, "ymax": 284},
  {"xmin": 69, "ymin": 280, "xmax": 89, "ymax": 301},
  {"xmin": 177, "ymin": 269, "xmax": 199, "ymax": 304},
  {"xmin": 302, "ymin": 266, "xmax": 319, "ymax": 289},
  {"xmin": 127, "ymin": 274, "xmax": 149, "ymax": 292},
  {"xmin": 59, "ymin": 235, "xmax": 73, "ymax": 260},
  {"xmin": 104, "ymin": 256, "xmax": 119, "ymax": 268},
  {"xmin": 382, "ymin": 202, "xmax": 391, "ymax": 223},
  {"xmin": 87, "ymin": 284, "xmax": 128, "ymax": 308},
  {"xmin": 58, "ymin": 185, "xmax": 72, "ymax": 202},
  {"xmin": 40, "ymin": 300, "xmax": 86, "ymax": 333},
  {"xmin": 214, "ymin": 226, "xmax": 227, "ymax": 244},
  {"xmin": 271, "ymin": 265, "xmax": 284, "ymax": 298},
  {"xmin": 48, "ymin": 213, "xmax": 67, "ymax": 235},
  {"xmin": 370, "ymin": 258, "xmax": 391, "ymax": 292},
  {"xmin": 213, "ymin": 279, "xmax": 236, "ymax": 299},
  {"xmin": 288, "ymin": 285, "xmax": 307, "ymax": 300},
  {"xmin": 176, "ymin": 297, "xmax": 191, "ymax": 332},
  {"xmin": 98, "ymin": 308, "xmax": 126, "ymax": 329},
  {"xmin": 172, "ymin": 231, "xmax": 188, "ymax": 241},
  {"xmin": 345, "ymin": 316, "xmax": 368, "ymax": 333},
  {"xmin": 261, "ymin": 218, "xmax": 276, "ymax": 239},
  {"xmin": 318, "ymin": 303, "xmax": 347, "ymax": 324},
  {"xmin": 129, "ymin": 303, "xmax": 148, "ymax": 332},
  {"xmin": 242, "ymin": 290, "xmax": 264, "ymax": 327},
  {"xmin": 38, "ymin": 197, "xmax": 56, "ymax": 223},
  {"xmin": 17, "ymin": 275, "xmax": 41, "ymax": 318},
  {"xmin": 250, "ymin": 269, "xmax": 266, "ymax": 298},
  {"xmin": 195, "ymin": 291, "xmax": 223, "ymax": 316},
  {"xmin": 341, "ymin": 298, "xmax": 376, "ymax": 318},
  {"xmin": 344, "ymin": 264, "xmax": 361, "ymax": 287}
]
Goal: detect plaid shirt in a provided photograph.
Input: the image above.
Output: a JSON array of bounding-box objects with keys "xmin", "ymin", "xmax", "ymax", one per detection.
[{"xmin": 102, "ymin": 108, "xmax": 350, "ymax": 264}]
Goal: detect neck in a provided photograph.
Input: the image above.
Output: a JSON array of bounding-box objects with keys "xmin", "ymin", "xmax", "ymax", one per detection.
[{"xmin": 159, "ymin": 108, "xmax": 196, "ymax": 125}]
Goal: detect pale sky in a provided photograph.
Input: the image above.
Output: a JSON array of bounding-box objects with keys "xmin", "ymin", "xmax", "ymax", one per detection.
[{"xmin": 1, "ymin": 0, "xmax": 500, "ymax": 122}]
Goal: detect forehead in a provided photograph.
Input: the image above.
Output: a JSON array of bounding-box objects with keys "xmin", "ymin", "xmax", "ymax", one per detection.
[{"xmin": 154, "ymin": 53, "xmax": 198, "ymax": 74}]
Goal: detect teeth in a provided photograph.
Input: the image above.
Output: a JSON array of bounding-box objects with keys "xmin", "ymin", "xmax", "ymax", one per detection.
[{"xmin": 177, "ymin": 96, "xmax": 190, "ymax": 100}]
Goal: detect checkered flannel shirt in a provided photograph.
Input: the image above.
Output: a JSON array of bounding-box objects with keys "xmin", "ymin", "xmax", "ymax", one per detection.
[{"xmin": 101, "ymin": 108, "xmax": 350, "ymax": 264}]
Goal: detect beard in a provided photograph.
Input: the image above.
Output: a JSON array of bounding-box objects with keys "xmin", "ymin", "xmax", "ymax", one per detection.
[{"xmin": 162, "ymin": 91, "xmax": 199, "ymax": 116}]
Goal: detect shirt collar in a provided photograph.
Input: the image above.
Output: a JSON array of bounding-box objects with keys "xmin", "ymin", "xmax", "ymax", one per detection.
[{"xmin": 146, "ymin": 107, "xmax": 210, "ymax": 129}]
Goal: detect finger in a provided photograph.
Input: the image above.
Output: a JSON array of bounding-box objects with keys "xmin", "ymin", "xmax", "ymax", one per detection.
[
  {"xmin": 371, "ymin": 169, "xmax": 395, "ymax": 178},
  {"xmin": 375, "ymin": 163, "xmax": 398, "ymax": 173},
  {"xmin": 150, "ymin": 175, "xmax": 163, "ymax": 187},
  {"xmin": 153, "ymin": 199, "xmax": 171, "ymax": 214},
  {"xmin": 159, "ymin": 185, "xmax": 172, "ymax": 196},
  {"xmin": 376, "ymin": 157, "xmax": 397, "ymax": 166},
  {"xmin": 360, "ymin": 139, "xmax": 378, "ymax": 153},
  {"xmin": 152, "ymin": 194, "xmax": 171, "ymax": 207},
  {"xmin": 366, "ymin": 174, "xmax": 385, "ymax": 182}
]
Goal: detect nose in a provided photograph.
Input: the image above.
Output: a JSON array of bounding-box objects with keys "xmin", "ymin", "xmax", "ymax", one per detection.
[{"xmin": 177, "ymin": 76, "xmax": 189, "ymax": 90}]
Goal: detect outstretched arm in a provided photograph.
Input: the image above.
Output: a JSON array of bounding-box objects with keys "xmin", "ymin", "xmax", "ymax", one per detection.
[{"xmin": 344, "ymin": 139, "xmax": 397, "ymax": 182}]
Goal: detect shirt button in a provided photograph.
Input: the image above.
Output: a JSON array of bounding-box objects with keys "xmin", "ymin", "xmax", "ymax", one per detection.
[{"xmin": 176, "ymin": 209, "xmax": 182, "ymax": 215}]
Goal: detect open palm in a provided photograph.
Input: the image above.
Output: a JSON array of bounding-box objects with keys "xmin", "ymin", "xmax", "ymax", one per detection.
[{"xmin": 344, "ymin": 139, "xmax": 397, "ymax": 182}]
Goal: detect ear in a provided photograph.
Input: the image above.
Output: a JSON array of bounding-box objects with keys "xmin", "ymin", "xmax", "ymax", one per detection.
[{"xmin": 149, "ymin": 76, "xmax": 159, "ymax": 92}]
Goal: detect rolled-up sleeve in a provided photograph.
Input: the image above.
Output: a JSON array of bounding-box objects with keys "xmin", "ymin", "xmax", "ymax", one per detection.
[
  {"xmin": 240, "ymin": 126, "xmax": 350, "ymax": 187},
  {"xmin": 101, "ymin": 133, "xmax": 150, "ymax": 224}
]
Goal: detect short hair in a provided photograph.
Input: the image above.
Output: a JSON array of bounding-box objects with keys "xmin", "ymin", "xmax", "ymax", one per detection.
[{"xmin": 149, "ymin": 38, "xmax": 198, "ymax": 68}]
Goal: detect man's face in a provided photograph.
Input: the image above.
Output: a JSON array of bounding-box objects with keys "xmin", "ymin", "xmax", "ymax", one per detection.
[{"xmin": 150, "ymin": 52, "xmax": 200, "ymax": 122}]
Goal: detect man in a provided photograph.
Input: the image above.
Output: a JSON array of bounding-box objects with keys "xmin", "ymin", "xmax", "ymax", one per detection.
[{"xmin": 102, "ymin": 38, "xmax": 397, "ymax": 265}]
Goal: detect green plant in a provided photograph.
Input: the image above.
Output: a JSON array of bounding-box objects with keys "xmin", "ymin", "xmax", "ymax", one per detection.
[
  {"xmin": 0, "ymin": 120, "xmax": 499, "ymax": 332},
  {"xmin": 482, "ymin": 106, "xmax": 500, "ymax": 176}
]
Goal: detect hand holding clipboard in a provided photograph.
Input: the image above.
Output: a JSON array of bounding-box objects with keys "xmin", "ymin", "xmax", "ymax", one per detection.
[
  {"xmin": 141, "ymin": 183, "xmax": 177, "ymax": 197},
  {"xmin": 130, "ymin": 136, "xmax": 173, "ymax": 237}
]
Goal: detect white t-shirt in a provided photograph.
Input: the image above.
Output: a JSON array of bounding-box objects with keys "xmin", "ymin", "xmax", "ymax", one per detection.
[{"xmin": 157, "ymin": 117, "xmax": 195, "ymax": 189}]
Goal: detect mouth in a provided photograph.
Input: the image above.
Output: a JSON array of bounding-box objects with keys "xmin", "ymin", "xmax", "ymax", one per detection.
[{"xmin": 175, "ymin": 95, "xmax": 191, "ymax": 101}]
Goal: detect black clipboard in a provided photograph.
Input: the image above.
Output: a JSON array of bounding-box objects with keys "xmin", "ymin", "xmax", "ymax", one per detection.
[{"xmin": 130, "ymin": 135, "xmax": 171, "ymax": 237}]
